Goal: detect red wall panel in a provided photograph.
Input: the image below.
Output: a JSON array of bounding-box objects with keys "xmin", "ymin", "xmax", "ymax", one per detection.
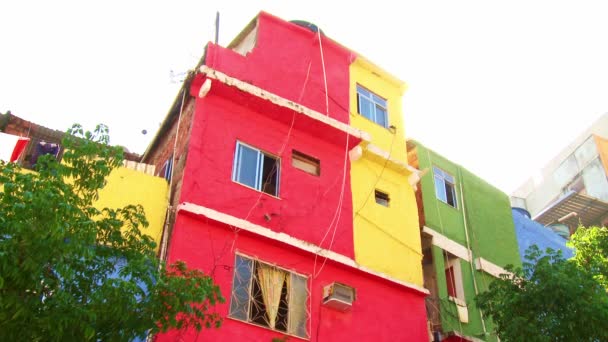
[
  {"xmin": 156, "ymin": 215, "xmax": 429, "ymax": 342},
  {"xmin": 179, "ymin": 94, "xmax": 355, "ymax": 257},
  {"xmin": 205, "ymin": 12, "xmax": 354, "ymax": 125}
]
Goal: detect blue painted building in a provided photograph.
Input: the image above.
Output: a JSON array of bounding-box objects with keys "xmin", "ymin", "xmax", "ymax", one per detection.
[{"xmin": 512, "ymin": 208, "xmax": 574, "ymax": 261}]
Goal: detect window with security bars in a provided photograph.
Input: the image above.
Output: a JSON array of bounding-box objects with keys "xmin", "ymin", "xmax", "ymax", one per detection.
[
  {"xmin": 433, "ymin": 166, "xmax": 457, "ymax": 208},
  {"xmin": 229, "ymin": 255, "xmax": 309, "ymax": 338}
]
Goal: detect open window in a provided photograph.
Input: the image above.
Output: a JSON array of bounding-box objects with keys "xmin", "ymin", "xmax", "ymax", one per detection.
[
  {"xmin": 444, "ymin": 254, "xmax": 465, "ymax": 302},
  {"xmin": 229, "ymin": 255, "xmax": 309, "ymax": 338},
  {"xmin": 374, "ymin": 190, "xmax": 390, "ymax": 207},
  {"xmin": 232, "ymin": 142, "xmax": 280, "ymax": 196},
  {"xmin": 433, "ymin": 166, "xmax": 457, "ymax": 208},
  {"xmin": 292, "ymin": 150, "xmax": 320, "ymax": 176}
]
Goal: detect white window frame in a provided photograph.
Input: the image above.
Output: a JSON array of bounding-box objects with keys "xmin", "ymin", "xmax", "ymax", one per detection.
[
  {"xmin": 356, "ymin": 84, "xmax": 388, "ymax": 128},
  {"xmin": 232, "ymin": 141, "xmax": 280, "ymax": 196},
  {"xmin": 433, "ymin": 166, "xmax": 458, "ymax": 208},
  {"xmin": 445, "ymin": 255, "xmax": 466, "ymax": 303}
]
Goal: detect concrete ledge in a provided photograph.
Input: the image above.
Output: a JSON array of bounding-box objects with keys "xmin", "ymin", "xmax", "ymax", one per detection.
[
  {"xmin": 178, "ymin": 201, "xmax": 429, "ymax": 295},
  {"xmin": 422, "ymin": 226, "xmax": 471, "ymax": 262},
  {"xmin": 199, "ymin": 66, "xmax": 372, "ymax": 143},
  {"xmin": 474, "ymin": 257, "xmax": 513, "ymax": 279}
]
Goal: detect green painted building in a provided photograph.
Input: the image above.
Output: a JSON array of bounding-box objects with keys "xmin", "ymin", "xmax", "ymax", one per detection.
[{"xmin": 407, "ymin": 140, "xmax": 521, "ymax": 342}]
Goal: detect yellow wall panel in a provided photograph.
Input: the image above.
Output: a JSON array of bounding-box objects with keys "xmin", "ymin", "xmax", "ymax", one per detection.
[
  {"xmin": 349, "ymin": 57, "xmax": 423, "ymax": 286},
  {"xmin": 95, "ymin": 167, "xmax": 169, "ymax": 249}
]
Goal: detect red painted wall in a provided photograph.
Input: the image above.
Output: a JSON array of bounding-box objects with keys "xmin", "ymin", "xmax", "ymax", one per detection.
[
  {"xmin": 157, "ymin": 12, "xmax": 429, "ymax": 341},
  {"xmin": 205, "ymin": 12, "xmax": 354, "ymax": 125},
  {"xmin": 156, "ymin": 214, "xmax": 429, "ymax": 342},
  {"xmin": 179, "ymin": 93, "xmax": 354, "ymax": 257}
]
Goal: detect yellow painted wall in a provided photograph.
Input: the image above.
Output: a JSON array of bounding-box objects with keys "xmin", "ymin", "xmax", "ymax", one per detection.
[
  {"xmin": 349, "ymin": 57, "xmax": 408, "ymax": 164},
  {"xmin": 95, "ymin": 167, "xmax": 169, "ymax": 249},
  {"xmin": 349, "ymin": 57, "xmax": 423, "ymax": 286}
]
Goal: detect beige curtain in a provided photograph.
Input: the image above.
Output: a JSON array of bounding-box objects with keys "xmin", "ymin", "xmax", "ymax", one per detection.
[
  {"xmin": 257, "ymin": 264, "xmax": 286, "ymax": 329},
  {"xmin": 287, "ymin": 274, "xmax": 308, "ymax": 338}
]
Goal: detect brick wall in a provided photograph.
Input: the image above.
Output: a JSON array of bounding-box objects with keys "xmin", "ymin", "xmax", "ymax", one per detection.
[{"xmin": 142, "ymin": 95, "xmax": 196, "ymax": 207}]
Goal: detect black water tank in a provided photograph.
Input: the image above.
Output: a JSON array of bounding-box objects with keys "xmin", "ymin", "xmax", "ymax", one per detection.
[{"xmin": 289, "ymin": 20, "xmax": 325, "ymax": 35}]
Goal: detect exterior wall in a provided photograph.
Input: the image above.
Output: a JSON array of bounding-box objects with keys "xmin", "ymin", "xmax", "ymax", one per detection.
[
  {"xmin": 94, "ymin": 167, "xmax": 169, "ymax": 248},
  {"xmin": 349, "ymin": 57, "xmax": 423, "ymax": 286},
  {"xmin": 178, "ymin": 93, "xmax": 355, "ymax": 257},
  {"xmin": 594, "ymin": 134, "xmax": 608, "ymax": 177},
  {"xmin": 142, "ymin": 96, "xmax": 196, "ymax": 207},
  {"xmin": 156, "ymin": 214, "xmax": 429, "ymax": 342},
  {"xmin": 149, "ymin": 12, "xmax": 429, "ymax": 341},
  {"xmin": 415, "ymin": 141, "xmax": 521, "ymax": 341},
  {"xmin": 512, "ymin": 208, "xmax": 573, "ymax": 261},
  {"xmin": 512, "ymin": 113, "xmax": 608, "ymax": 216},
  {"xmin": 205, "ymin": 12, "xmax": 353, "ymax": 125}
]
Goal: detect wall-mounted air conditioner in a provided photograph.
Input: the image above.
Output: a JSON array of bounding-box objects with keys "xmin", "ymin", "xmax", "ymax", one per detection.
[{"xmin": 322, "ymin": 282, "xmax": 355, "ymax": 312}]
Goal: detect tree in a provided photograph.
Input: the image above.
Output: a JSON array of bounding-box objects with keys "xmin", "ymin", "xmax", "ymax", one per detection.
[
  {"xmin": 569, "ymin": 225, "xmax": 608, "ymax": 289},
  {"xmin": 0, "ymin": 125, "xmax": 224, "ymax": 341},
  {"xmin": 476, "ymin": 238, "xmax": 608, "ymax": 341}
]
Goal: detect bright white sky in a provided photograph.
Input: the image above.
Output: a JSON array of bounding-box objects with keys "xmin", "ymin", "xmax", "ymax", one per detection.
[{"xmin": 2, "ymin": 1, "xmax": 608, "ymax": 194}]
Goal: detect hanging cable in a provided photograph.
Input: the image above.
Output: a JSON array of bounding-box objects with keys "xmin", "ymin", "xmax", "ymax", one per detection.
[{"xmin": 317, "ymin": 28, "xmax": 330, "ymax": 116}]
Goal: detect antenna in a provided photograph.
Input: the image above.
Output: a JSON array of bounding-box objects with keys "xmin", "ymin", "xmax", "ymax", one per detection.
[{"xmin": 214, "ymin": 11, "xmax": 220, "ymax": 44}]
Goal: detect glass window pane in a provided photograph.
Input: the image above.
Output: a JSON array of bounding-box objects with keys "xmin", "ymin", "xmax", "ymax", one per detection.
[
  {"xmin": 234, "ymin": 143, "xmax": 260, "ymax": 189},
  {"xmin": 582, "ymin": 158, "xmax": 608, "ymax": 201},
  {"xmin": 553, "ymin": 154, "xmax": 579, "ymax": 188},
  {"xmin": 375, "ymin": 106, "xmax": 388, "ymax": 128},
  {"xmin": 443, "ymin": 172, "xmax": 454, "ymax": 184},
  {"xmin": 574, "ymin": 137, "xmax": 598, "ymax": 169},
  {"xmin": 288, "ymin": 274, "xmax": 309, "ymax": 338},
  {"xmin": 229, "ymin": 255, "xmax": 254, "ymax": 320},
  {"xmin": 372, "ymin": 94, "xmax": 387, "ymax": 108},
  {"xmin": 358, "ymin": 96, "xmax": 374, "ymax": 120},
  {"xmin": 434, "ymin": 176, "xmax": 447, "ymax": 203},
  {"xmin": 433, "ymin": 167, "xmax": 442, "ymax": 178},
  {"xmin": 356, "ymin": 85, "xmax": 370, "ymax": 98}
]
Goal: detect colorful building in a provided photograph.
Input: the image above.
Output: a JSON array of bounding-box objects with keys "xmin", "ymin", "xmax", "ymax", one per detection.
[
  {"xmin": 407, "ymin": 140, "xmax": 521, "ymax": 342},
  {"xmin": 143, "ymin": 12, "xmax": 430, "ymax": 341},
  {"xmin": 0, "ymin": 111, "xmax": 168, "ymax": 248},
  {"xmin": 511, "ymin": 208, "xmax": 573, "ymax": 262},
  {"xmin": 511, "ymin": 113, "xmax": 608, "ymax": 236}
]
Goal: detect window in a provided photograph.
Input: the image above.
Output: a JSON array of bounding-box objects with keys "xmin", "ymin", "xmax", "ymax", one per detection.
[
  {"xmin": 232, "ymin": 142, "xmax": 280, "ymax": 196},
  {"xmin": 433, "ymin": 166, "xmax": 457, "ymax": 208},
  {"xmin": 356, "ymin": 85, "xmax": 388, "ymax": 128},
  {"xmin": 159, "ymin": 155, "xmax": 173, "ymax": 181},
  {"xmin": 445, "ymin": 254, "xmax": 465, "ymax": 301},
  {"xmin": 374, "ymin": 190, "xmax": 390, "ymax": 207},
  {"xmin": 229, "ymin": 255, "xmax": 309, "ymax": 338},
  {"xmin": 292, "ymin": 150, "xmax": 320, "ymax": 176}
]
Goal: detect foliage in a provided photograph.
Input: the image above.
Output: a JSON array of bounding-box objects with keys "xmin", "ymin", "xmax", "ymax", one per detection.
[
  {"xmin": 476, "ymin": 243, "xmax": 608, "ymax": 342},
  {"xmin": 0, "ymin": 124, "xmax": 224, "ymax": 341},
  {"xmin": 569, "ymin": 225, "xmax": 608, "ymax": 288}
]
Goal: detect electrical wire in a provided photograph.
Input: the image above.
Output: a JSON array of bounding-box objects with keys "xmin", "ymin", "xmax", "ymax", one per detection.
[{"xmin": 317, "ymin": 28, "xmax": 329, "ymax": 116}]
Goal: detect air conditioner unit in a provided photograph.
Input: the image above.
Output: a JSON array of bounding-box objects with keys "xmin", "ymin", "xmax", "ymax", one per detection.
[{"xmin": 322, "ymin": 282, "xmax": 355, "ymax": 312}]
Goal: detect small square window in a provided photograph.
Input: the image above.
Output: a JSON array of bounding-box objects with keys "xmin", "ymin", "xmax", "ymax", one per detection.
[
  {"xmin": 433, "ymin": 166, "xmax": 457, "ymax": 208},
  {"xmin": 292, "ymin": 150, "xmax": 320, "ymax": 176},
  {"xmin": 375, "ymin": 190, "xmax": 390, "ymax": 207},
  {"xmin": 232, "ymin": 142, "xmax": 280, "ymax": 196},
  {"xmin": 229, "ymin": 255, "xmax": 309, "ymax": 338},
  {"xmin": 356, "ymin": 85, "xmax": 388, "ymax": 128}
]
